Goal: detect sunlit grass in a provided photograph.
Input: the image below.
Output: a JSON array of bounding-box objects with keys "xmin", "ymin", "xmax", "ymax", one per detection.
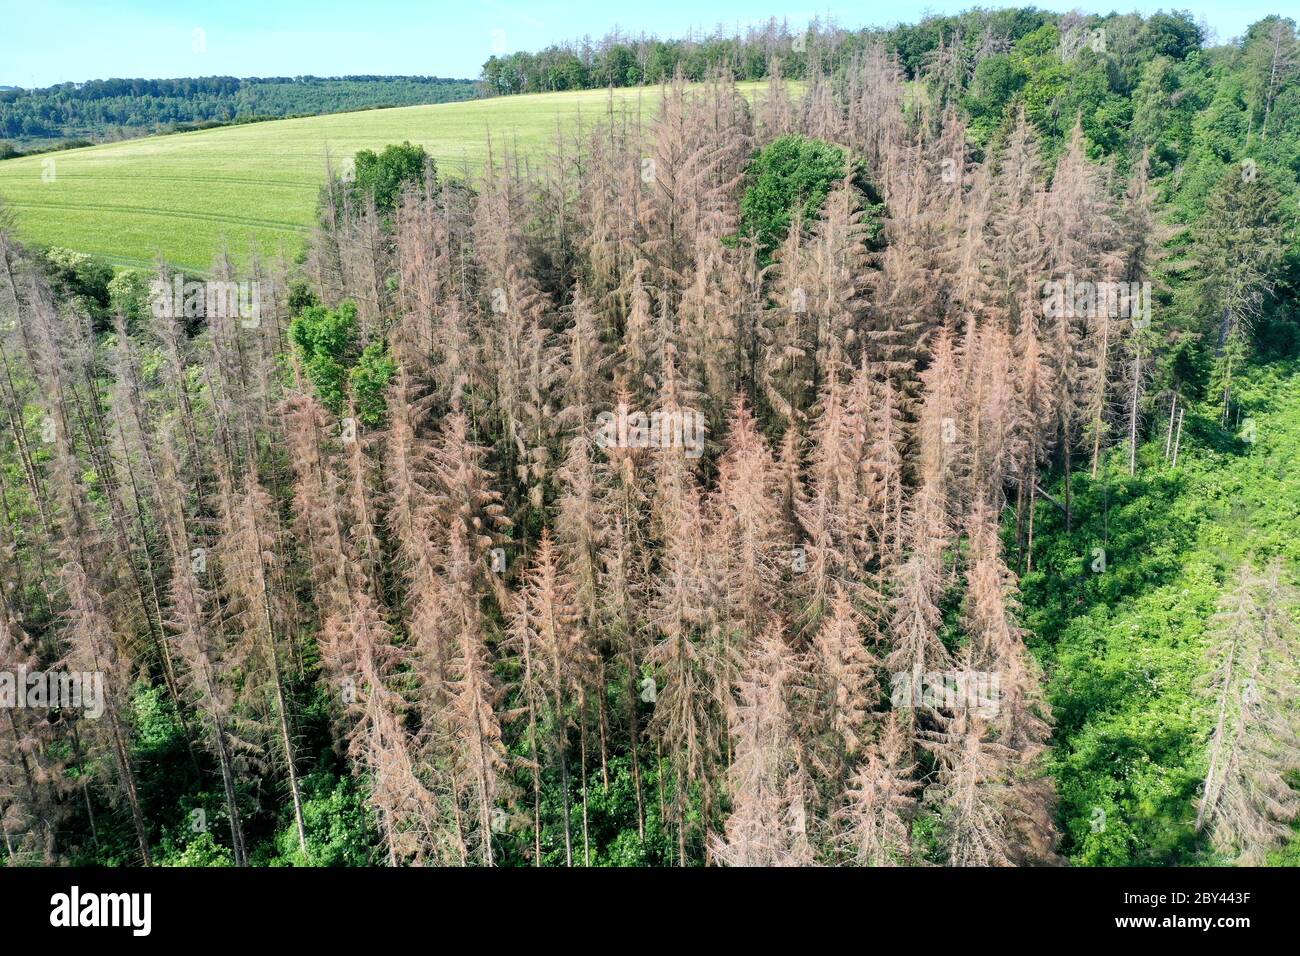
[{"xmin": 0, "ymin": 82, "xmax": 777, "ymax": 271}]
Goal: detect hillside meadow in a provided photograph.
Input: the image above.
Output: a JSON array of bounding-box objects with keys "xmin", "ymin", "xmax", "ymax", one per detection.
[{"xmin": 0, "ymin": 82, "xmax": 773, "ymax": 271}]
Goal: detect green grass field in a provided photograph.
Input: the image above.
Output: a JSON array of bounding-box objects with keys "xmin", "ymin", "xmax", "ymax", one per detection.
[{"xmin": 0, "ymin": 84, "xmax": 770, "ymax": 272}]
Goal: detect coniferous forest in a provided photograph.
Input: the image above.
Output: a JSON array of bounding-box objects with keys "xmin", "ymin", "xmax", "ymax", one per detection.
[{"xmin": 0, "ymin": 7, "xmax": 1298, "ymax": 872}]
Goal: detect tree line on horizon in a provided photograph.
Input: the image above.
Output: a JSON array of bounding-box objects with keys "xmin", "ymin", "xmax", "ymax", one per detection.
[
  {"xmin": 477, "ymin": 8, "xmax": 1200, "ymax": 98},
  {"xmin": 0, "ymin": 76, "xmax": 478, "ymax": 153}
]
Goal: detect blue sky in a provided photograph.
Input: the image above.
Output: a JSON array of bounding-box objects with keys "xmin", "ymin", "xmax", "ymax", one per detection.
[{"xmin": 0, "ymin": 0, "xmax": 1284, "ymax": 88}]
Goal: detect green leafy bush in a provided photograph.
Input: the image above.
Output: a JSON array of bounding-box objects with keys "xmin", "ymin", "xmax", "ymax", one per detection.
[
  {"xmin": 265, "ymin": 772, "xmax": 378, "ymax": 866},
  {"xmin": 352, "ymin": 141, "xmax": 433, "ymax": 212},
  {"xmin": 349, "ymin": 342, "xmax": 396, "ymax": 426},
  {"xmin": 288, "ymin": 302, "xmax": 360, "ymax": 414},
  {"xmin": 738, "ymin": 135, "xmax": 848, "ymax": 260}
]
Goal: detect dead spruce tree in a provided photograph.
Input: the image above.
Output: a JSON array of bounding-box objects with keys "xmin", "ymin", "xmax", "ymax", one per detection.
[
  {"xmin": 157, "ymin": 429, "xmax": 248, "ymax": 865},
  {"xmin": 423, "ymin": 411, "xmax": 511, "ymax": 865},
  {"xmin": 713, "ymin": 624, "xmax": 815, "ymax": 867},
  {"xmin": 0, "ymin": 596, "xmax": 64, "ymax": 864},
  {"xmin": 507, "ymin": 530, "xmax": 589, "ymax": 865},
  {"xmin": 710, "ymin": 397, "xmax": 788, "ymax": 654},
  {"xmin": 216, "ymin": 462, "xmax": 309, "ymax": 856},
  {"xmin": 24, "ymin": 276, "xmax": 154, "ymax": 864},
  {"xmin": 831, "ymin": 712, "xmax": 917, "ymax": 866},
  {"xmin": 1198, "ymin": 560, "xmax": 1300, "ymax": 864},
  {"xmin": 808, "ymin": 584, "xmax": 880, "ymax": 791}
]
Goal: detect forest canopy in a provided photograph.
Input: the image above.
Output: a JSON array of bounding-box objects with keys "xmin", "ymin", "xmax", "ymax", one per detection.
[{"xmin": 0, "ymin": 75, "xmax": 478, "ymax": 151}]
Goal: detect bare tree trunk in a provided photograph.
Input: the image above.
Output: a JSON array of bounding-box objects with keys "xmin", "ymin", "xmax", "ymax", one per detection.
[
  {"xmin": 1172, "ymin": 407, "xmax": 1185, "ymax": 468},
  {"xmin": 250, "ymin": 542, "xmax": 307, "ymax": 858},
  {"xmin": 596, "ymin": 668, "xmax": 610, "ymax": 791},
  {"xmin": 383, "ymin": 807, "xmax": 397, "ymax": 867},
  {"xmin": 656, "ymin": 743, "xmax": 667, "ymax": 842},
  {"xmin": 267, "ymin": 642, "xmax": 307, "ymax": 856},
  {"xmin": 1164, "ymin": 394, "xmax": 1177, "ymax": 461},
  {"xmin": 557, "ymin": 716, "xmax": 574, "ymax": 867},
  {"xmin": 579, "ymin": 696, "xmax": 590, "ymax": 866},
  {"xmin": 1026, "ymin": 483, "xmax": 1037, "ymax": 574},
  {"xmin": 1128, "ymin": 342, "xmax": 1142, "ymax": 476},
  {"xmin": 69, "ymin": 725, "xmax": 99, "ymax": 849},
  {"xmin": 1197, "ymin": 638, "xmax": 1236, "ymax": 831},
  {"xmin": 105, "ymin": 695, "xmax": 152, "ymax": 865},
  {"xmin": 0, "ymin": 339, "xmax": 53, "ymax": 540},
  {"xmin": 446, "ymin": 765, "xmax": 469, "ymax": 866},
  {"xmin": 1014, "ymin": 474, "xmax": 1027, "ymax": 569},
  {"xmin": 1062, "ymin": 429, "xmax": 1073, "ymax": 532},
  {"xmin": 212, "ymin": 715, "xmax": 247, "ymax": 866},
  {"xmin": 471, "ymin": 736, "xmax": 496, "ymax": 867},
  {"xmin": 109, "ymin": 411, "xmax": 199, "ymax": 767},
  {"xmin": 521, "ymin": 642, "xmax": 543, "ymax": 865},
  {"xmin": 196, "ymin": 650, "xmax": 247, "ymax": 865},
  {"xmin": 674, "ymin": 764, "xmax": 687, "ymax": 867},
  {"xmin": 1091, "ymin": 319, "xmax": 1111, "ymax": 479},
  {"xmin": 626, "ymin": 670, "xmax": 646, "ymax": 841}
]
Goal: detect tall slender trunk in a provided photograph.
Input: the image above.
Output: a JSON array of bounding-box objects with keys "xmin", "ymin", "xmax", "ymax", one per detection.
[
  {"xmin": 1128, "ymin": 342, "xmax": 1142, "ymax": 476},
  {"xmin": 656, "ymin": 743, "xmax": 667, "ymax": 838},
  {"xmin": 265, "ymin": 630, "xmax": 307, "ymax": 856},
  {"xmin": 579, "ymin": 696, "xmax": 590, "ymax": 866},
  {"xmin": 463, "ymin": 633, "xmax": 497, "ymax": 867},
  {"xmin": 110, "ymin": 412, "xmax": 198, "ymax": 767},
  {"xmin": 625, "ymin": 662, "xmax": 646, "ymax": 841},
  {"xmin": 446, "ymin": 764, "xmax": 470, "ymax": 866},
  {"xmin": 0, "ymin": 339, "xmax": 54, "ymax": 541},
  {"xmin": 1197, "ymin": 637, "xmax": 1237, "ymax": 830},
  {"xmin": 520, "ymin": 638, "xmax": 543, "ymax": 865},
  {"xmin": 674, "ymin": 764, "xmax": 687, "ymax": 867},
  {"xmin": 250, "ymin": 524, "xmax": 307, "ymax": 855},
  {"xmin": 1062, "ymin": 427, "xmax": 1073, "ymax": 532},
  {"xmin": 70, "ymin": 725, "xmax": 99, "ymax": 849},
  {"xmin": 239, "ymin": 458, "xmax": 308, "ymax": 857},
  {"xmin": 470, "ymin": 733, "xmax": 496, "ymax": 867},
  {"xmin": 557, "ymin": 712, "xmax": 574, "ymax": 867},
  {"xmin": 104, "ymin": 692, "xmax": 152, "ymax": 865},
  {"xmin": 212, "ymin": 717, "xmax": 247, "ymax": 866},
  {"xmin": 197, "ymin": 657, "xmax": 247, "ymax": 866},
  {"xmin": 1026, "ymin": 481, "xmax": 1038, "ymax": 574},
  {"xmin": 596, "ymin": 667, "xmax": 610, "ymax": 791},
  {"xmin": 383, "ymin": 807, "xmax": 397, "ymax": 867},
  {"xmin": 1172, "ymin": 408, "xmax": 1186, "ymax": 468},
  {"xmin": 1091, "ymin": 319, "xmax": 1111, "ymax": 478},
  {"xmin": 1164, "ymin": 395, "xmax": 1177, "ymax": 462}
]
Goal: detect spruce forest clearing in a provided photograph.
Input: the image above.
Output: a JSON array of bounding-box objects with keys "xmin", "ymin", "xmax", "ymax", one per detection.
[{"xmin": 0, "ymin": 82, "xmax": 770, "ymax": 271}]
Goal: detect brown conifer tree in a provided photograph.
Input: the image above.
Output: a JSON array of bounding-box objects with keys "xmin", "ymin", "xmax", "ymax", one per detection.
[
  {"xmin": 831, "ymin": 712, "xmax": 917, "ymax": 865},
  {"xmin": 507, "ymin": 531, "xmax": 589, "ymax": 865},
  {"xmin": 1198, "ymin": 560, "xmax": 1300, "ymax": 863},
  {"xmin": 712, "ymin": 624, "xmax": 815, "ymax": 867}
]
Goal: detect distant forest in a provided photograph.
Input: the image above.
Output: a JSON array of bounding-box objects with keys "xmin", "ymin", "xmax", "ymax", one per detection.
[
  {"xmin": 478, "ymin": 9, "xmax": 1201, "ymax": 94},
  {"xmin": 0, "ymin": 76, "xmax": 478, "ymax": 151}
]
